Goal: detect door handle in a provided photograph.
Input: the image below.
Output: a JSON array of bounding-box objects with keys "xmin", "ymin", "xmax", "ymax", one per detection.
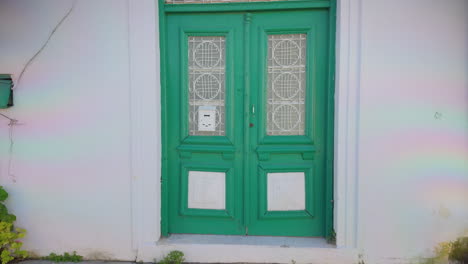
[{"xmin": 251, "ymin": 104, "xmax": 255, "ymax": 114}]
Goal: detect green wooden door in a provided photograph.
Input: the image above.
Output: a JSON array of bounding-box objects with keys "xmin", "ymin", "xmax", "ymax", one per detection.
[{"xmin": 165, "ymin": 9, "xmax": 330, "ymax": 237}]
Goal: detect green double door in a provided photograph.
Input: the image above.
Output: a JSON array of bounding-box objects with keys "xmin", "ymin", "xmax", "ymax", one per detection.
[{"xmin": 165, "ymin": 9, "xmax": 331, "ymax": 237}]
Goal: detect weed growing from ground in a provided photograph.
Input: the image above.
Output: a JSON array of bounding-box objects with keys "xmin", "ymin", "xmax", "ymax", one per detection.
[
  {"xmin": 157, "ymin": 250, "xmax": 185, "ymax": 264},
  {"xmin": 42, "ymin": 251, "xmax": 83, "ymax": 262}
]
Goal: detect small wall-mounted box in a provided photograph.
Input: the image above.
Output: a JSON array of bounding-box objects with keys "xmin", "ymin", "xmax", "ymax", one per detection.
[
  {"xmin": 198, "ymin": 105, "xmax": 216, "ymax": 132},
  {"xmin": 0, "ymin": 74, "xmax": 13, "ymax": 109}
]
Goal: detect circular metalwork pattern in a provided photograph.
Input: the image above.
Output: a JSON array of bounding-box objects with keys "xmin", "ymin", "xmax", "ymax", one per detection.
[
  {"xmin": 193, "ymin": 74, "xmax": 221, "ymax": 100},
  {"xmin": 193, "ymin": 41, "xmax": 222, "ymax": 68},
  {"xmin": 272, "ymin": 72, "xmax": 301, "ymax": 100},
  {"xmin": 272, "ymin": 40, "xmax": 301, "ymax": 66},
  {"xmin": 272, "ymin": 104, "xmax": 301, "ymax": 131}
]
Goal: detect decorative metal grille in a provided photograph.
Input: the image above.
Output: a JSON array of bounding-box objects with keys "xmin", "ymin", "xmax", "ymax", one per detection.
[
  {"xmin": 267, "ymin": 34, "xmax": 307, "ymax": 135},
  {"xmin": 189, "ymin": 36, "xmax": 226, "ymax": 136},
  {"xmin": 167, "ymin": 0, "xmax": 291, "ymax": 4}
]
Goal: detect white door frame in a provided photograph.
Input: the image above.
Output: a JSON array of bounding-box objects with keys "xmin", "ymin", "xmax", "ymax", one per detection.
[{"xmin": 127, "ymin": 0, "xmax": 362, "ymax": 259}]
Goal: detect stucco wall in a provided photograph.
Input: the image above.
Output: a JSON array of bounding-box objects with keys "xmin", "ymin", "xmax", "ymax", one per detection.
[
  {"xmin": 0, "ymin": 0, "xmax": 136, "ymax": 260},
  {"xmin": 357, "ymin": 0, "xmax": 468, "ymax": 262},
  {"xmin": 0, "ymin": 0, "xmax": 466, "ymax": 263}
]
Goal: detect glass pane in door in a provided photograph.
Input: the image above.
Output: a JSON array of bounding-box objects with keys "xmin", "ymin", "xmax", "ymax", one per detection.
[
  {"xmin": 188, "ymin": 36, "xmax": 226, "ymax": 136},
  {"xmin": 266, "ymin": 34, "xmax": 306, "ymax": 136}
]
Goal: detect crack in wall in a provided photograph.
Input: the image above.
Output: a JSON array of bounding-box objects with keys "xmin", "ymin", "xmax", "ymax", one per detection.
[
  {"xmin": 0, "ymin": 113, "xmax": 15, "ymax": 122},
  {"xmin": 1, "ymin": 113, "xmax": 18, "ymax": 182},
  {"xmin": 7, "ymin": 119, "xmax": 17, "ymax": 182},
  {"xmin": 1, "ymin": 0, "xmax": 77, "ymax": 183},
  {"xmin": 13, "ymin": 0, "xmax": 77, "ymax": 89}
]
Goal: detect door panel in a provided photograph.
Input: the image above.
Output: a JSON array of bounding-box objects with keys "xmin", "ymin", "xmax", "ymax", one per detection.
[
  {"xmin": 167, "ymin": 13, "xmax": 245, "ymax": 235},
  {"xmin": 166, "ymin": 9, "xmax": 330, "ymax": 237},
  {"xmin": 247, "ymin": 10, "xmax": 329, "ymax": 237}
]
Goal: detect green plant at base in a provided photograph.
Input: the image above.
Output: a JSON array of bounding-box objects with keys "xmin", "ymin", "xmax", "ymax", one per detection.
[
  {"xmin": 327, "ymin": 229, "xmax": 336, "ymax": 245},
  {"xmin": 416, "ymin": 237, "xmax": 468, "ymax": 264},
  {"xmin": 158, "ymin": 250, "xmax": 185, "ymax": 264},
  {"xmin": 0, "ymin": 222, "xmax": 28, "ymax": 264},
  {"xmin": 42, "ymin": 251, "xmax": 83, "ymax": 263},
  {"xmin": 0, "ymin": 186, "xmax": 28, "ymax": 264},
  {"xmin": 0, "ymin": 187, "xmax": 16, "ymax": 224},
  {"xmin": 448, "ymin": 237, "xmax": 468, "ymax": 264}
]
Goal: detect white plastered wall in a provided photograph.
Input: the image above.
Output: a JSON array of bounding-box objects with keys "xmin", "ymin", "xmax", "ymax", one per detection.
[
  {"xmin": 0, "ymin": 0, "xmax": 467, "ymax": 263},
  {"xmin": 355, "ymin": 1, "xmax": 468, "ymax": 263},
  {"xmin": 0, "ymin": 0, "xmax": 141, "ymax": 260}
]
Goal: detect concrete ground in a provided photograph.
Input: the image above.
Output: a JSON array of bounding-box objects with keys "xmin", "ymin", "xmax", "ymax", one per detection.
[
  {"xmin": 20, "ymin": 261, "xmax": 137, "ymax": 264},
  {"xmin": 19, "ymin": 260, "xmax": 235, "ymax": 264}
]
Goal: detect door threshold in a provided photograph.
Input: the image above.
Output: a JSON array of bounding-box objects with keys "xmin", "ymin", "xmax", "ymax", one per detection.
[
  {"xmin": 157, "ymin": 234, "xmax": 334, "ymax": 248},
  {"xmin": 143, "ymin": 234, "xmax": 356, "ymax": 263}
]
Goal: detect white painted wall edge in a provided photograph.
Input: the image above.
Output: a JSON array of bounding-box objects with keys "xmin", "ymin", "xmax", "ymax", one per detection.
[
  {"xmin": 128, "ymin": 0, "xmax": 161, "ymax": 255},
  {"xmin": 334, "ymin": 0, "xmax": 361, "ymax": 249}
]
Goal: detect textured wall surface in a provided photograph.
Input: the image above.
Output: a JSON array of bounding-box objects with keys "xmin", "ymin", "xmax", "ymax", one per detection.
[
  {"xmin": 0, "ymin": 0, "xmax": 136, "ymax": 260},
  {"xmin": 357, "ymin": 0, "xmax": 468, "ymax": 262},
  {"xmin": 0, "ymin": 0, "xmax": 466, "ymax": 263}
]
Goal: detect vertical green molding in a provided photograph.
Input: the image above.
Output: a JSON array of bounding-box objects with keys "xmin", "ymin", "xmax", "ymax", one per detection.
[
  {"xmin": 242, "ymin": 12, "xmax": 252, "ymax": 232},
  {"xmin": 325, "ymin": 0, "xmax": 336, "ymax": 240},
  {"xmin": 158, "ymin": 0, "xmax": 169, "ymax": 237}
]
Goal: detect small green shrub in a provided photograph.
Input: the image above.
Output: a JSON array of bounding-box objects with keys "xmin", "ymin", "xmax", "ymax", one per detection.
[
  {"xmin": 0, "ymin": 186, "xmax": 28, "ymax": 264},
  {"xmin": 327, "ymin": 229, "xmax": 336, "ymax": 245},
  {"xmin": 448, "ymin": 237, "xmax": 468, "ymax": 264},
  {"xmin": 158, "ymin": 250, "xmax": 185, "ymax": 264},
  {"xmin": 0, "ymin": 222, "xmax": 28, "ymax": 264},
  {"xmin": 0, "ymin": 187, "xmax": 16, "ymax": 224},
  {"xmin": 417, "ymin": 237, "xmax": 468, "ymax": 264},
  {"xmin": 42, "ymin": 251, "xmax": 83, "ymax": 263}
]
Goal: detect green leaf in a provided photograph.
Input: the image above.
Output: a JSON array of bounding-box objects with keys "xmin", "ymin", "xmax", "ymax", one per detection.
[
  {"xmin": 43, "ymin": 252, "xmax": 83, "ymax": 263},
  {"xmin": 0, "ymin": 188, "xmax": 8, "ymax": 202},
  {"xmin": 0, "ymin": 204, "xmax": 8, "ymax": 216},
  {"xmin": 0, "ymin": 214, "xmax": 16, "ymax": 224}
]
